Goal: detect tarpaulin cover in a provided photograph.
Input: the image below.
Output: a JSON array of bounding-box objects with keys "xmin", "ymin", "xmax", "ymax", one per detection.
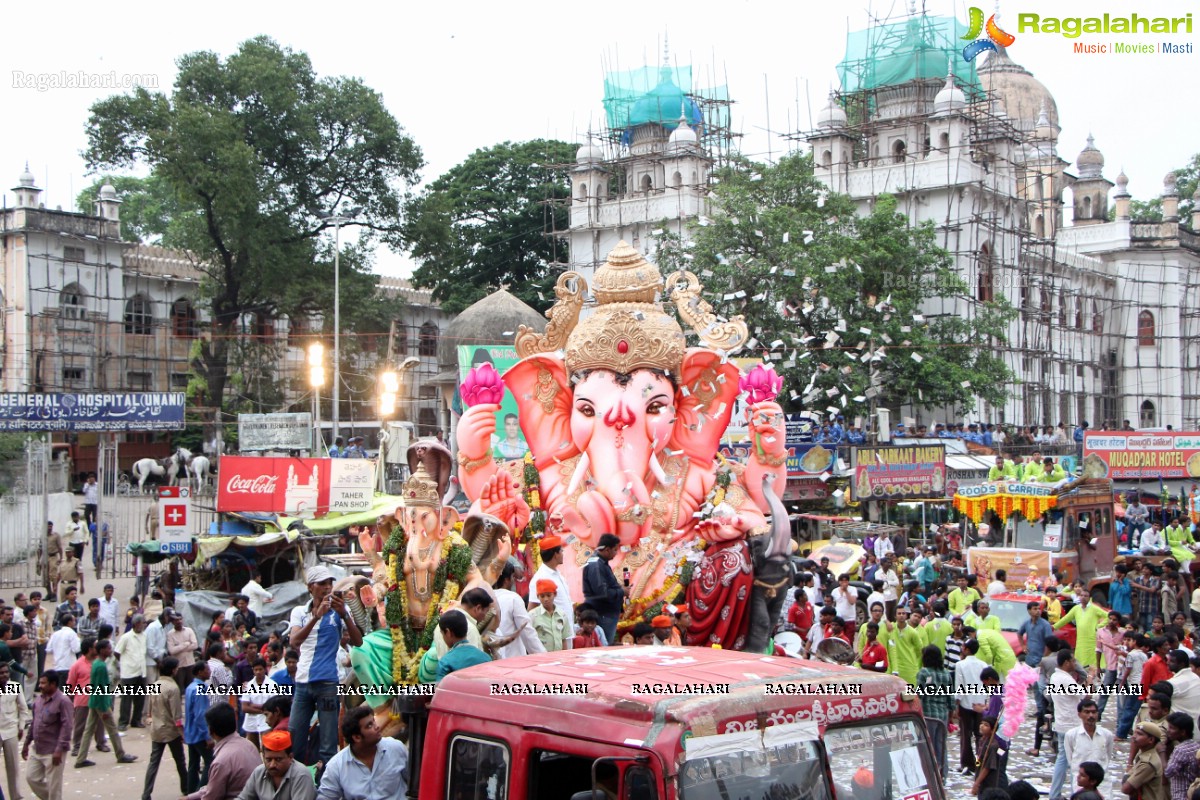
[{"xmin": 173, "ymin": 582, "xmax": 310, "ymax": 643}]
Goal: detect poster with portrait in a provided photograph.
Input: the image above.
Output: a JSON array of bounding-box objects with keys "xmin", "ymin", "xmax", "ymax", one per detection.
[{"xmin": 456, "ymin": 345, "xmax": 528, "ymax": 461}]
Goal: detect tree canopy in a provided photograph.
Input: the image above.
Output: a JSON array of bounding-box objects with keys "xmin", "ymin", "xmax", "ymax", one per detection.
[
  {"xmin": 656, "ymin": 153, "xmax": 1015, "ymax": 419},
  {"xmin": 1125, "ymin": 152, "xmax": 1198, "ymax": 222},
  {"xmin": 83, "ymin": 36, "xmax": 422, "ymax": 426},
  {"xmin": 405, "ymin": 139, "xmax": 577, "ymax": 313},
  {"xmin": 75, "ymin": 174, "xmax": 181, "ymax": 244}
]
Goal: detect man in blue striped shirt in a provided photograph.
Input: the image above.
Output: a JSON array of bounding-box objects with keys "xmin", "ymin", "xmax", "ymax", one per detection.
[{"xmin": 288, "ymin": 566, "xmax": 362, "ymax": 769}]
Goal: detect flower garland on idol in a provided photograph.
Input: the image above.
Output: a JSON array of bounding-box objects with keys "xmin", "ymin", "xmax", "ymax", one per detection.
[{"xmin": 382, "ymin": 519, "xmax": 473, "ymax": 683}]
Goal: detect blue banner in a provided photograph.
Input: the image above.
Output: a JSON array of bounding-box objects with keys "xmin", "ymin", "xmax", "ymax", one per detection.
[{"xmin": 0, "ymin": 393, "xmax": 186, "ymax": 432}]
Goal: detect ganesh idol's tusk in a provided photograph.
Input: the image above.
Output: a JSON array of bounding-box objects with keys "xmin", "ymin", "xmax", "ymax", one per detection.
[
  {"xmin": 648, "ymin": 451, "xmax": 669, "ymax": 485},
  {"xmin": 566, "ymin": 451, "xmax": 591, "ymax": 497}
]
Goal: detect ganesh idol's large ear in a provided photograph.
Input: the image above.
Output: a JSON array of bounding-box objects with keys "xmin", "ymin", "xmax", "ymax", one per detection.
[
  {"xmin": 501, "ymin": 354, "xmax": 580, "ymax": 468},
  {"xmin": 669, "ymin": 349, "xmax": 742, "ymax": 463}
]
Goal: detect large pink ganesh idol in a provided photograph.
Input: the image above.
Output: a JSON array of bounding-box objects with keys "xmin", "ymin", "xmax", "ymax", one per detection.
[{"xmin": 456, "ymin": 242, "xmax": 788, "ymax": 646}]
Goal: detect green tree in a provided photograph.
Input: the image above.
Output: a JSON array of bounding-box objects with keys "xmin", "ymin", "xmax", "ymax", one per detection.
[
  {"xmin": 83, "ymin": 36, "xmax": 422, "ymax": 432},
  {"xmin": 405, "ymin": 139, "xmax": 577, "ymax": 313},
  {"xmin": 1124, "ymin": 152, "xmax": 1199, "ymax": 222},
  {"xmin": 656, "ymin": 153, "xmax": 1015, "ymax": 418},
  {"xmin": 74, "ymin": 174, "xmax": 181, "ymax": 244}
]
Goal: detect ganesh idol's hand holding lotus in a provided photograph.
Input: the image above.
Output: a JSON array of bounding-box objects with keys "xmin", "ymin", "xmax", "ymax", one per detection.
[{"xmin": 456, "ymin": 242, "xmax": 789, "ymax": 649}]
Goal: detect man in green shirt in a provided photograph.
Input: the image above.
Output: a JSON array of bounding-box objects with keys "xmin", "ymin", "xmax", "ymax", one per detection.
[
  {"xmin": 947, "ymin": 576, "xmax": 980, "ymax": 617},
  {"xmin": 964, "ymin": 599, "xmax": 1002, "ymax": 633},
  {"xmin": 922, "ymin": 602, "xmax": 954, "ymax": 655},
  {"xmin": 1054, "ymin": 592, "xmax": 1109, "ymax": 671},
  {"xmin": 887, "ymin": 608, "xmax": 925, "ymax": 685},
  {"xmin": 970, "ymin": 626, "xmax": 1018, "ymax": 679},
  {"xmin": 75, "ymin": 639, "xmax": 137, "ymax": 767},
  {"xmin": 855, "ymin": 603, "xmax": 891, "ymax": 656}
]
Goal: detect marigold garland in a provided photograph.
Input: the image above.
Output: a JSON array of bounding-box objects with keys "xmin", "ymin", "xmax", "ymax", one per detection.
[{"xmin": 952, "ymin": 492, "xmax": 1058, "ymax": 523}]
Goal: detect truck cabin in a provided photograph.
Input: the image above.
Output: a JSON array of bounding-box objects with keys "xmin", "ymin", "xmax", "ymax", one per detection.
[{"xmin": 414, "ymin": 646, "xmax": 944, "ymax": 800}]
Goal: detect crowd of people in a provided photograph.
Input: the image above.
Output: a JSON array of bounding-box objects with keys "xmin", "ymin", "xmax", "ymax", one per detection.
[{"xmin": 774, "ymin": 528, "xmax": 1200, "ymax": 800}]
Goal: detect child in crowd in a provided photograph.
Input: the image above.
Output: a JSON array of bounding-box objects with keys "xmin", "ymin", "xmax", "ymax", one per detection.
[{"xmin": 572, "ymin": 610, "xmax": 603, "ymax": 649}]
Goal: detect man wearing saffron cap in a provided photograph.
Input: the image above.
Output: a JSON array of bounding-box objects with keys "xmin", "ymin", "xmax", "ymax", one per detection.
[
  {"xmin": 650, "ymin": 616, "xmax": 678, "ymax": 647},
  {"xmin": 526, "ymin": 535, "xmax": 573, "ymax": 642},
  {"xmin": 238, "ymin": 730, "xmax": 316, "ymax": 800},
  {"xmin": 531, "ymin": 580, "xmax": 567, "ymax": 652}
]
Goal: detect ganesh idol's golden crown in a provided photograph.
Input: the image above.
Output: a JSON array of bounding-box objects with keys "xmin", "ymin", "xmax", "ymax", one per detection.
[
  {"xmin": 401, "ymin": 463, "xmax": 440, "ymax": 508},
  {"xmin": 514, "ymin": 241, "xmax": 749, "ymax": 375}
]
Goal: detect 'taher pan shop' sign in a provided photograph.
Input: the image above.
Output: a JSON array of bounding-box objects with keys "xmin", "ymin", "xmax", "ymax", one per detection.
[
  {"xmin": 217, "ymin": 456, "xmax": 374, "ymax": 517},
  {"xmin": 0, "ymin": 392, "xmax": 186, "ymax": 432},
  {"xmin": 850, "ymin": 445, "xmax": 946, "ymax": 501},
  {"xmin": 1083, "ymin": 431, "xmax": 1200, "ymax": 480}
]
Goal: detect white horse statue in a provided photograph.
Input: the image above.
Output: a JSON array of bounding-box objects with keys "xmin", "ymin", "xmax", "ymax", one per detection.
[
  {"xmin": 174, "ymin": 447, "xmax": 212, "ymax": 494},
  {"xmin": 131, "ymin": 456, "xmax": 179, "ymax": 494}
]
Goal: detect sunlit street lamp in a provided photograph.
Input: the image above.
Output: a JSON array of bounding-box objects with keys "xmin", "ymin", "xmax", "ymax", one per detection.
[
  {"xmin": 308, "ymin": 342, "xmax": 325, "ymax": 452},
  {"xmin": 318, "ymin": 205, "xmax": 363, "ymax": 441}
]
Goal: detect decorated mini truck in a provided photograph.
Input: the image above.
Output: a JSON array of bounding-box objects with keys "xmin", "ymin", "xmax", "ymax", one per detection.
[{"xmin": 399, "ymin": 646, "xmax": 946, "ymax": 800}]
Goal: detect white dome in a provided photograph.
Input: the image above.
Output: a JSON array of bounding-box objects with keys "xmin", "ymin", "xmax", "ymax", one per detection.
[
  {"xmin": 17, "ymin": 164, "xmax": 35, "ymax": 187},
  {"xmin": 667, "ymin": 118, "xmax": 699, "ymax": 153},
  {"xmin": 933, "ymin": 74, "xmax": 966, "ymax": 115},
  {"xmin": 575, "ymin": 138, "xmax": 603, "ymax": 165},
  {"xmin": 1076, "ymin": 134, "xmax": 1104, "ymax": 179},
  {"xmin": 99, "ymin": 183, "xmax": 118, "ymax": 201},
  {"xmin": 815, "ymin": 93, "xmax": 847, "ymax": 130}
]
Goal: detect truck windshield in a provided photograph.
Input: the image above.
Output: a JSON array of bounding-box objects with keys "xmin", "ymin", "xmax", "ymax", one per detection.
[
  {"xmin": 678, "ymin": 718, "xmax": 938, "ymax": 800},
  {"xmin": 679, "ymin": 739, "xmax": 831, "ymax": 800},
  {"xmin": 824, "ymin": 718, "xmax": 939, "ymax": 800},
  {"xmin": 1010, "ymin": 510, "xmax": 1065, "ymax": 552}
]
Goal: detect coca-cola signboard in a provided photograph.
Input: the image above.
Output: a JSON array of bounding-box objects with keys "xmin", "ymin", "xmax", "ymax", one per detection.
[{"xmin": 217, "ymin": 457, "xmax": 373, "ymax": 516}]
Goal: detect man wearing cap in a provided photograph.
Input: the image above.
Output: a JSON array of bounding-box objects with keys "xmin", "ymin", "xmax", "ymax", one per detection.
[
  {"xmin": 288, "ymin": 565, "xmax": 362, "ymax": 768},
  {"xmin": 526, "ymin": 535, "xmax": 573, "ymax": 641},
  {"xmin": 531, "ymin": 579, "xmax": 567, "ymax": 652},
  {"xmin": 582, "ymin": 534, "xmax": 627, "ymax": 646},
  {"xmin": 239, "ymin": 731, "xmax": 316, "ymax": 800},
  {"xmin": 650, "ymin": 616, "xmax": 677, "ymax": 647},
  {"xmin": 1121, "ymin": 721, "xmax": 1166, "ymax": 800},
  {"xmin": 343, "ymin": 438, "xmax": 366, "ymax": 459}
]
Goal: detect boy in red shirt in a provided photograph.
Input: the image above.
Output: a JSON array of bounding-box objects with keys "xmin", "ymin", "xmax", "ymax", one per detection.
[
  {"xmin": 857, "ymin": 622, "xmax": 889, "ymax": 673},
  {"xmin": 572, "ymin": 610, "xmax": 603, "ymax": 649},
  {"xmin": 787, "ymin": 589, "xmax": 814, "ymax": 638}
]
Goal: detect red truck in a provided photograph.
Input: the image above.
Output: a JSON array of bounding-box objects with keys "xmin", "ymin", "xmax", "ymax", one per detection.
[{"xmin": 399, "ymin": 646, "xmax": 946, "ymax": 800}]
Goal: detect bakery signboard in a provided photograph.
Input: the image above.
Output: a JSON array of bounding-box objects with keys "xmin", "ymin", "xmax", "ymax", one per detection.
[
  {"xmin": 1082, "ymin": 431, "xmax": 1200, "ymax": 480},
  {"xmin": 849, "ymin": 445, "xmax": 946, "ymax": 501}
]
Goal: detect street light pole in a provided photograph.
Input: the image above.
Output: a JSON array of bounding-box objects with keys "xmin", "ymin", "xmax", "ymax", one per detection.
[{"xmin": 320, "ymin": 206, "xmax": 362, "ymax": 442}]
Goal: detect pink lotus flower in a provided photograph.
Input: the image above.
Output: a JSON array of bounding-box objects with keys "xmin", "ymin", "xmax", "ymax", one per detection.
[
  {"xmin": 739, "ymin": 363, "xmax": 782, "ymax": 404},
  {"xmin": 461, "ymin": 363, "xmax": 505, "ymax": 407}
]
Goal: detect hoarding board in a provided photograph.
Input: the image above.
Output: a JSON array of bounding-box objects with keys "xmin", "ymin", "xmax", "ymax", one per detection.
[
  {"xmin": 1083, "ymin": 431, "xmax": 1200, "ymax": 480},
  {"xmin": 850, "ymin": 445, "xmax": 946, "ymax": 501}
]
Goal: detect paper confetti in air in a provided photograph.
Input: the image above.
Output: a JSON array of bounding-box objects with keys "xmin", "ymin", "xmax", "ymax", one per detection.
[
  {"xmin": 826, "ymin": 388, "xmax": 840, "ymax": 397},
  {"xmin": 853, "ymin": 395, "xmax": 867, "ymax": 402},
  {"xmin": 913, "ymin": 314, "xmax": 925, "ymax": 323},
  {"xmin": 803, "ymin": 231, "xmax": 815, "ymax": 244},
  {"xmin": 911, "ymin": 353, "xmax": 924, "ymax": 362},
  {"xmin": 858, "ymin": 327, "xmax": 871, "ymax": 335},
  {"xmin": 961, "ymin": 381, "xmax": 972, "ymax": 388},
  {"xmin": 782, "ymin": 231, "xmax": 790, "ymax": 243},
  {"xmin": 502, "ymin": 331, "xmax": 514, "ymax": 336}
]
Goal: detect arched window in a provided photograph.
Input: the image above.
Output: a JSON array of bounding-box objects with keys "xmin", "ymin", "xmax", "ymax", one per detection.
[
  {"xmin": 1034, "ymin": 214, "xmax": 1045, "ymax": 238},
  {"xmin": 976, "ymin": 245, "xmax": 994, "ymax": 302},
  {"xmin": 576, "ymin": 183, "xmax": 587, "ymax": 201},
  {"xmin": 938, "ymin": 132, "xmax": 950, "ymax": 150},
  {"xmin": 671, "ymin": 171, "xmax": 682, "ymax": 188},
  {"xmin": 1040, "ymin": 289, "xmax": 1051, "ymax": 315},
  {"xmin": 124, "ymin": 295, "xmax": 152, "ymax": 335},
  {"xmin": 418, "ymin": 322, "xmax": 438, "ymax": 357},
  {"xmin": 61, "ymin": 284, "xmax": 86, "ymax": 320},
  {"xmin": 892, "ymin": 140, "xmax": 907, "ymax": 163},
  {"xmin": 640, "ymin": 174, "xmax": 653, "ymax": 192},
  {"xmin": 1083, "ymin": 196, "xmax": 1093, "ymax": 218},
  {"xmin": 1074, "ymin": 297, "xmax": 1084, "ymax": 330},
  {"xmin": 253, "ymin": 313, "xmax": 274, "ymax": 341},
  {"xmin": 822, "ymin": 150, "xmax": 832, "ymax": 167},
  {"xmin": 1138, "ymin": 310, "xmax": 1155, "ymax": 346},
  {"xmin": 171, "ymin": 298, "xmax": 197, "ymax": 338},
  {"xmin": 1140, "ymin": 400, "xmax": 1156, "ymax": 428},
  {"xmin": 1092, "ymin": 301, "xmax": 1103, "ymax": 334},
  {"xmin": 1058, "ymin": 291, "xmax": 1067, "ymax": 326},
  {"xmin": 394, "ymin": 324, "xmax": 408, "ymax": 355}
]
